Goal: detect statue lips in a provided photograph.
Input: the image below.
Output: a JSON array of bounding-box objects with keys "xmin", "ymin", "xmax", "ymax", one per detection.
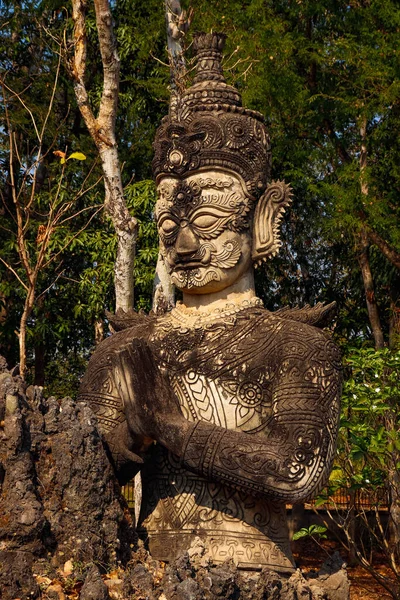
[{"xmin": 175, "ymin": 262, "xmax": 206, "ymax": 271}]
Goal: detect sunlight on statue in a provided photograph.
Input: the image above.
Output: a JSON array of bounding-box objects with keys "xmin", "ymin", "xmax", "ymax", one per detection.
[{"xmin": 79, "ymin": 32, "xmax": 342, "ymax": 573}]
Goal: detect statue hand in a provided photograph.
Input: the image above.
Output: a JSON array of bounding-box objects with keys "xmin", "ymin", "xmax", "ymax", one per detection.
[{"xmin": 112, "ymin": 339, "xmax": 188, "ymax": 449}]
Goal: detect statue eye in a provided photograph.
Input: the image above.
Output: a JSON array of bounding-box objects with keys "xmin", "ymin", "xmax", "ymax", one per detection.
[
  {"xmin": 190, "ymin": 209, "xmax": 232, "ymax": 239},
  {"xmin": 160, "ymin": 219, "xmax": 178, "ymax": 234},
  {"xmin": 191, "ymin": 214, "xmax": 221, "ymax": 229},
  {"xmin": 157, "ymin": 216, "xmax": 179, "ymax": 245}
]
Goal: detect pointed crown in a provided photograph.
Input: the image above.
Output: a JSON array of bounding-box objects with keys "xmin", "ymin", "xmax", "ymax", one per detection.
[{"xmin": 152, "ymin": 32, "xmax": 271, "ymax": 198}]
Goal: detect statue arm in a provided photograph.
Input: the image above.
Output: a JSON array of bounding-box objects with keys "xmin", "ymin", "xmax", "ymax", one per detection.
[
  {"xmin": 179, "ymin": 350, "xmax": 341, "ymax": 501},
  {"xmin": 78, "ymin": 356, "xmax": 153, "ymax": 485},
  {"xmin": 122, "ymin": 338, "xmax": 342, "ymax": 502}
]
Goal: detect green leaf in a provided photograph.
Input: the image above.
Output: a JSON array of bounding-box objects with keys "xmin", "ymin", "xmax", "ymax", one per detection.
[{"xmin": 292, "ymin": 525, "xmax": 328, "ymax": 541}]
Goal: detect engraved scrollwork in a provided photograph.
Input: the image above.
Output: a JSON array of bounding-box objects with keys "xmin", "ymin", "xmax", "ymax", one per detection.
[
  {"xmin": 188, "ymin": 115, "xmax": 225, "ymax": 148},
  {"xmin": 224, "ymin": 116, "xmax": 254, "ymax": 149}
]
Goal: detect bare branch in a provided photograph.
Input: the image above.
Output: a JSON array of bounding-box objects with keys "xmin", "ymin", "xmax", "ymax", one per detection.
[
  {"xmin": 27, "ymin": 52, "xmax": 63, "ymax": 214},
  {"xmin": 3, "ymin": 87, "xmax": 33, "ymax": 286},
  {"xmin": 36, "ymin": 269, "xmax": 65, "ymax": 302},
  {"xmin": 58, "ymin": 203, "xmax": 103, "ymax": 226},
  {"xmin": 0, "ymin": 78, "xmax": 41, "ymax": 141},
  {"xmin": 0, "ymin": 257, "xmax": 28, "ymax": 291},
  {"xmin": 41, "ymin": 205, "xmax": 103, "ymax": 269}
]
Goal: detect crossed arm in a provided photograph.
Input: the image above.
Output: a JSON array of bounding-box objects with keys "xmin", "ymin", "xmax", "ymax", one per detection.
[{"xmin": 110, "ymin": 338, "xmax": 341, "ymax": 502}]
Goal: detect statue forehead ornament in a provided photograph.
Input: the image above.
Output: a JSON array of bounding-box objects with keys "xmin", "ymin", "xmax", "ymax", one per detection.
[{"xmin": 153, "ymin": 32, "xmax": 293, "ymax": 266}]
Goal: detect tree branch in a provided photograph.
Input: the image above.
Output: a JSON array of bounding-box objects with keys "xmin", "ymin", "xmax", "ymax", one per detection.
[
  {"xmin": 94, "ymin": 0, "xmax": 119, "ymax": 135},
  {"xmin": 0, "ymin": 257, "xmax": 28, "ymax": 292},
  {"xmin": 367, "ymin": 227, "xmax": 400, "ymax": 271},
  {"xmin": 71, "ymin": 0, "xmax": 98, "ymax": 139}
]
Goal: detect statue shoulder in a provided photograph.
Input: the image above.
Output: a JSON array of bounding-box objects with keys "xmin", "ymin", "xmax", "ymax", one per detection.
[
  {"xmin": 78, "ymin": 318, "xmax": 158, "ymax": 436},
  {"xmin": 272, "ymin": 301, "xmax": 337, "ymax": 328},
  {"xmin": 256, "ymin": 308, "xmax": 342, "ymax": 370},
  {"xmin": 79, "ymin": 318, "xmax": 156, "ymax": 394}
]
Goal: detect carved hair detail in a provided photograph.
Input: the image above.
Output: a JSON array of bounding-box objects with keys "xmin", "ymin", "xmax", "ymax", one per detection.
[{"xmin": 252, "ymin": 181, "xmax": 293, "ymax": 266}]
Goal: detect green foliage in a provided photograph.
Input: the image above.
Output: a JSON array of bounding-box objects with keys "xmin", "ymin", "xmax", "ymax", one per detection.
[
  {"xmin": 292, "ymin": 524, "xmax": 327, "ymax": 542},
  {"xmin": 189, "ymin": 0, "xmax": 400, "ymax": 344},
  {"xmin": 1, "ymin": 0, "xmax": 400, "ymax": 392},
  {"xmin": 318, "ymin": 346, "xmax": 400, "ymax": 501},
  {"xmin": 341, "ymin": 346, "xmax": 400, "ymax": 483}
]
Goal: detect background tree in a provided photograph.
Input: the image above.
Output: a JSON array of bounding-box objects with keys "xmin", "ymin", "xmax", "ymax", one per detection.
[
  {"xmin": 70, "ymin": 0, "xmax": 137, "ymax": 313},
  {"xmin": 187, "ymin": 0, "xmax": 400, "ymax": 348}
]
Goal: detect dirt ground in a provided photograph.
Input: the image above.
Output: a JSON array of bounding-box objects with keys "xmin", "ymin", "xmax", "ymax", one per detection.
[{"xmin": 293, "ymin": 538, "xmax": 396, "ymax": 599}]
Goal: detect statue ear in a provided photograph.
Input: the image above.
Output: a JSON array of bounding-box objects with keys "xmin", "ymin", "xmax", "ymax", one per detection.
[{"xmin": 252, "ymin": 181, "xmax": 293, "ymax": 267}]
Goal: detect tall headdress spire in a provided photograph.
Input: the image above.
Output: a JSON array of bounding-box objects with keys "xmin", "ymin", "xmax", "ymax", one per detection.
[{"xmin": 153, "ymin": 32, "xmax": 272, "ymax": 198}]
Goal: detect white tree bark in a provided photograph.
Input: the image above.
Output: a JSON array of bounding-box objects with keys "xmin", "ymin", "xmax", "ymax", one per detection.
[{"xmin": 71, "ymin": 0, "xmax": 137, "ymax": 312}]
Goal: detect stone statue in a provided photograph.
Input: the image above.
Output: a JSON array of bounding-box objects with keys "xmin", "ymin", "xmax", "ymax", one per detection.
[{"xmin": 79, "ymin": 32, "xmax": 342, "ymax": 573}]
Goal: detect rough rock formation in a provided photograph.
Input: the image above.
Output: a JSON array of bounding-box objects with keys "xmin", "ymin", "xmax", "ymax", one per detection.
[
  {"xmin": 102, "ymin": 540, "xmax": 350, "ymax": 600},
  {"xmin": 0, "ymin": 359, "xmax": 135, "ymax": 600}
]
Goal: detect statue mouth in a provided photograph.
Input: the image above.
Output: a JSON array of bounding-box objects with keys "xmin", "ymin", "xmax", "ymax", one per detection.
[
  {"xmin": 170, "ymin": 240, "xmax": 242, "ymax": 274},
  {"xmin": 174, "ymin": 260, "xmax": 209, "ymax": 271}
]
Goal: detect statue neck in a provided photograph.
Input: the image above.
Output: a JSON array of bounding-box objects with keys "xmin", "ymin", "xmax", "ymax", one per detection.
[{"xmin": 182, "ymin": 271, "xmax": 256, "ymax": 314}]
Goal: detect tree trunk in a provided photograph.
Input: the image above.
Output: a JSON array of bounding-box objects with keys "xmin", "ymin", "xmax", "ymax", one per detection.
[
  {"xmin": 94, "ymin": 318, "xmax": 105, "ymax": 345},
  {"xmin": 98, "ymin": 145, "xmax": 136, "ymax": 312},
  {"xmin": 71, "ymin": 0, "xmax": 137, "ymax": 314},
  {"xmin": 348, "ymin": 489, "xmax": 357, "ymax": 567},
  {"xmin": 388, "ymin": 466, "xmax": 400, "ymax": 564},
  {"xmin": 388, "ymin": 277, "xmax": 400, "ymax": 349},
  {"xmin": 19, "ymin": 287, "xmax": 35, "ymax": 379},
  {"xmin": 34, "ymin": 340, "xmax": 45, "ymax": 386},
  {"xmin": 153, "ymin": 253, "xmax": 175, "ymax": 314},
  {"xmin": 358, "ymin": 118, "xmax": 384, "ymax": 348},
  {"xmin": 367, "ymin": 227, "xmax": 400, "ymax": 271},
  {"xmin": 164, "ymin": 0, "xmax": 188, "ymax": 97},
  {"xmin": 357, "ymin": 230, "xmax": 384, "ymax": 349}
]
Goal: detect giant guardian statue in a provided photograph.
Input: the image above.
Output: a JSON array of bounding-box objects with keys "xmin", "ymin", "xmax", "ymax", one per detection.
[{"xmin": 79, "ymin": 32, "xmax": 342, "ymax": 572}]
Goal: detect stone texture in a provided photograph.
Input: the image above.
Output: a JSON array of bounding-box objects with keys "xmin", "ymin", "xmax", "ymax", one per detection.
[
  {"xmin": 79, "ymin": 32, "xmax": 342, "ymax": 574},
  {"xmin": 0, "ymin": 360, "xmax": 135, "ymax": 600},
  {"xmin": 116, "ymin": 540, "xmax": 349, "ymax": 599},
  {"xmin": 80, "ymin": 565, "xmax": 111, "ymax": 600},
  {"xmin": 0, "ymin": 358, "xmax": 348, "ymax": 599}
]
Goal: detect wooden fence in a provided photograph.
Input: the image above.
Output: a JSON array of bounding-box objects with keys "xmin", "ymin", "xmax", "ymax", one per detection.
[
  {"xmin": 122, "ymin": 482, "xmax": 389, "ymax": 512},
  {"xmin": 309, "ymin": 487, "xmax": 389, "ymax": 511}
]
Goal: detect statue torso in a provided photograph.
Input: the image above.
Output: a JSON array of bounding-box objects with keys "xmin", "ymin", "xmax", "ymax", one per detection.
[{"xmin": 79, "ymin": 304, "xmax": 340, "ymax": 571}]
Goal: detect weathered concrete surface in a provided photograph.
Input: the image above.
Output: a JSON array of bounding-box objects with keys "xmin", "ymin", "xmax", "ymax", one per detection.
[{"xmin": 0, "ymin": 360, "xmax": 135, "ymax": 600}]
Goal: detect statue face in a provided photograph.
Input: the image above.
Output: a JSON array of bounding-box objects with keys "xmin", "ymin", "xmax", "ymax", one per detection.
[{"xmin": 155, "ymin": 171, "xmax": 254, "ymax": 294}]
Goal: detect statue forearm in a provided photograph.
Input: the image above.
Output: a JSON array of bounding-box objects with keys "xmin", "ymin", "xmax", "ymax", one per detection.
[{"xmin": 161, "ymin": 418, "xmax": 334, "ymax": 502}]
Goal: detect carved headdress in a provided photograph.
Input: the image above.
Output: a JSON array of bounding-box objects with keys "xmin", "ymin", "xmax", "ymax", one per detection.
[
  {"xmin": 153, "ymin": 32, "xmax": 293, "ymax": 265},
  {"xmin": 153, "ymin": 32, "xmax": 271, "ymax": 198}
]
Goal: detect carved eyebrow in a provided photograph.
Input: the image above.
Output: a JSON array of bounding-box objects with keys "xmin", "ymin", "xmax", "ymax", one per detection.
[
  {"xmin": 157, "ymin": 212, "xmax": 180, "ymax": 225},
  {"xmin": 155, "ymin": 206, "xmax": 181, "ymax": 224},
  {"xmin": 189, "ymin": 205, "xmax": 240, "ymax": 218}
]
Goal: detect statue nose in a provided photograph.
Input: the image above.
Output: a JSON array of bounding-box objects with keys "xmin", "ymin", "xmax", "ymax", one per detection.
[{"xmin": 175, "ymin": 223, "xmax": 199, "ymax": 257}]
